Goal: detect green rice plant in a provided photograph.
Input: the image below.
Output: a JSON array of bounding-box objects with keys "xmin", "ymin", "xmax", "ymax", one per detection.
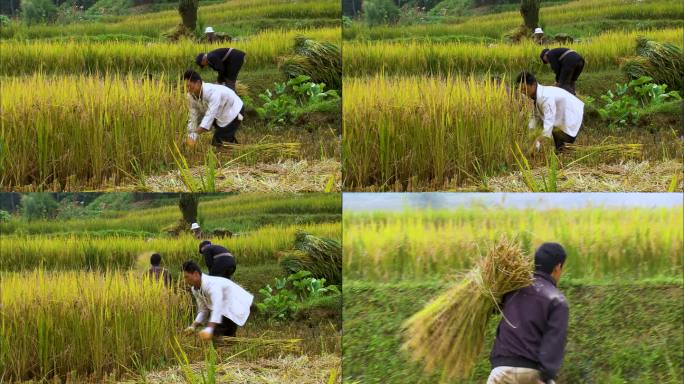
[
  {"xmin": 0, "ymin": 193, "xmax": 342, "ymax": 235},
  {"xmin": 1, "ymin": 0, "xmax": 341, "ymax": 39},
  {"xmin": 343, "ymin": 206, "xmax": 683, "ymax": 281},
  {"xmin": 0, "ymin": 222, "xmax": 342, "ymax": 271},
  {"xmin": 402, "ymin": 238, "xmax": 533, "ymax": 380},
  {"xmin": 343, "ymin": 74, "xmax": 529, "ymax": 190},
  {"xmin": 344, "ymin": 0, "xmax": 683, "ymax": 41},
  {"xmin": 0, "ymin": 27, "xmax": 340, "ymax": 75},
  {"xmin": 343, "ymin": 28, "xmax": 682, "ymax": 77},
  {"xmin": 0, "ymin": 270, "xmax": 194, "ymax": 381}
]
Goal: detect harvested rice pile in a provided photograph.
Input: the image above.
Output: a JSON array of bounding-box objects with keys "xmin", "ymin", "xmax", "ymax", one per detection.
[
  {"xmin": 402, "ymin": 238, "xmax": 533, "ymax": 380},
  {"xmin": 280, "ymin": 232, "xmax": 342, "ymax": 285}
]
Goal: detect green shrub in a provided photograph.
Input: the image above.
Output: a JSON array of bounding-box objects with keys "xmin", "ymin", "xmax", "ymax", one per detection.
[
  {"xmin": 364, "ymin": 0, "xmax": 400, "ymax": 26},
  {"xmin": 20, "ymin": 193, "xmax": 59, "ymax": 221},
  {"xmin": 0, "ymin": 210, "xmax": 11, "ymax": 223},
  {"xmin": 21, "ymin": 0, "xmax": 59, "ymax": 25},
  {"xmin": 257, "ymin": 271, "xmax": 340, "ymax": 322}
]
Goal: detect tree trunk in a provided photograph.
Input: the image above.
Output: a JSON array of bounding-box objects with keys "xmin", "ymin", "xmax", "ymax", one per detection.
[
  {"xmin": 178, "ymin": 193, "xmax": 199, "ymax": 227},
  {"xmin": 178, "ymin": 0, "xmax": 199, "ymax": 31},
  {"xmin": 520, "ymin": 0, "xmax": 540, "ymax": 30}
]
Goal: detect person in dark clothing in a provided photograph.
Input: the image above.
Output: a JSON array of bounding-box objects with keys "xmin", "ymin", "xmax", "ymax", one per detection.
[
  {"xmin": 487, "ymin": 243, "xmax": 569, "ymax": 384},
  {"xmin": 195, "ymin": 48, "xmax": 246, "ymax": 92},
  {"xmin": 540, "ymin": 48, "xmax": 585, "ymax": 95},
  {"xmin": 199, "ymin": 240, "xmax": 236, "ymax": 279},
  {"xmin": 147, "ymin": 253, "xmax": 171, "ymax": 287}
]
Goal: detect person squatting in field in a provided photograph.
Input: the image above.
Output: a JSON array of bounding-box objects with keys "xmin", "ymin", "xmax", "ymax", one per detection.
[
  {"xmin": 199, "ymin": 240, "xmax": 237, "ymax": 280},
  {"xmin": 516, "ymin": 71, "xmax": 584, "ymax": 152},
  {"xmin": 540, "ymin": 48, "xmax": 585, "ymax": 96},
  {"xmin": 487, "ymin": 243, "xmax": 569, "ymax": 384},
  {"xmin": 182, "ymin": 260, "xmax": 253, "ymax": 340},
  {"xmin": 195, "ymin": 47, "xmax": 246, "ymax": 92},
  {"xmin": 184, "ymin": 69, "xmax": 244, "ymax": 146},
  {"xmin": 148, "ymin": 253, "xmax": 171, "ymax": 287}
]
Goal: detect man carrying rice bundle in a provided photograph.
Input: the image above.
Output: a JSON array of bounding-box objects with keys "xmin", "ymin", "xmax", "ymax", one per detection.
[
  {"xmin": 516, "ymin": 71, "xmax": 584, "ymax": 153},
  {"xmin": 487, "ymin": 242, "xmax": 569, "ymax": 384}
]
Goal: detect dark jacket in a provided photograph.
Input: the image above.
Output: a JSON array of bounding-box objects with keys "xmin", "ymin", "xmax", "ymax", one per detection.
[
  {"xmin": 206, "ymin": 48, "xmax": 246, "ymax": 84},
  {"xmin": 201, "ymin": 244, "xmax": 236, "ymax": 277},
  {"xmin": 490, "ymin": 271, "xmax": 569, "ymax": 382},
  {"xmin": 545, "ymin": 48, "xmax": 584, "ymax": 82}
]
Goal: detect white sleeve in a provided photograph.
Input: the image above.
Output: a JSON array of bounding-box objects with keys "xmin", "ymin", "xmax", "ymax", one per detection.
[
  {"xmin": 193, "ymin": 289, "xmax": 208, "ymax": 324},
  {"xmin": 541, "ymin": 100, "xmax": 557, "ymax": 138},
  {"xmin": 187, "ymin": 96, "xmax": 199, "ymax": 136},
  {"xmin": 208, "ymin": 285, "xmax": 225, "ymax": 324},
  {"xmin": 200, "ymin": 93, "xmax": 221, "ymax": 130}
]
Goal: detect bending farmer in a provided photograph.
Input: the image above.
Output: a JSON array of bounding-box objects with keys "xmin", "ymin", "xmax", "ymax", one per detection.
[
  {"xmin": 184, "ymin": 69, "xmax": 244, "ymax": 146},
  {"xmin": 182, "ymin": 261, "xmax": 253, "ymax": 340},
  {"xmin": 199, "ymin": 240, "xmax": 237, "ymax": 280},
  {"xmin": 487, "ymin": 243, "xmax": 569, "ymax": 384},
  {"xmin": 195, "ymin": 48, "xmax": 246, "ymax": 91},
  {"xmin": 517, "ymin": 72, "xmax": 584, "ymax": 152},
  {"xmin": 540, "ymin": 48, "xmax": 585, "ymax": 95}
]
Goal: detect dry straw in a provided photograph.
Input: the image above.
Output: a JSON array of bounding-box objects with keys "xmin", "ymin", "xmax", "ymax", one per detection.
[{"xmin": 401, "ymin": 238, "xmax": 533, "ymax": 381}]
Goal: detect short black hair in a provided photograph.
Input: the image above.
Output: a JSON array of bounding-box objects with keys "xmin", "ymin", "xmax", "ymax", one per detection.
[
  {"xmin": 183, "ymin": 69, "xmax": 202, "ymax": 82},
  {"xmin": 195, "ymin": 53, "xmax": 206, "ymax": 66},
  {"xmin": 515, "ymin": 71, "xmax": 537, "ymax": 85},
  {"xmin": 182, "ymin": 260, "xmax": 202, "ymax": 274},
  {"xmin": 534, "ymin": 242, "xmax": 567, "ymax": 274},
  {"xmin": 540, "ymin": 48, "xmax": 550, "ymax": 62},
  {"xmin": 150, "ymin": 253, "xmax": 162, "ymax": 266},
  {"xmin": 199, "ymin": 240, "xmax": 211, "ymax": 253}
]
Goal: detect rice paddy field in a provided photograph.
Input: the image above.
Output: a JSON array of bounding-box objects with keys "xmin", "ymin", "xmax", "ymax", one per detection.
[
  {"xmin": 343, "ymin": 0, "xmax": 684, "ymax": 191},
  {"xmin": 0, "ymin": 192, "xmax": 343, "ymax": 383},
  {"xmin": 0, "ymin": 0, "xmax": 342, "ymax": 192},
  {"xmin": 342, "ymin": 196, "xmax": 684, "ymax": 383}
]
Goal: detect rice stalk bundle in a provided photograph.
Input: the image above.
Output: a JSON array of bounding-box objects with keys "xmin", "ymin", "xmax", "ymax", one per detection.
[
  {"xmin": 281, "ymin": 36, "xmax": 341, "ymax": 90},
  {"xmin": 566, "ymin": 143, "xmax": 643, "ymax": 166},
  {"xmin": 279, "ymin": 231, "xmax": 342, "ymax": 284},
  {"xmin": 621, "ymin": 37, "xmax": 684, "ymax": 91},
  {"xmin": 224, "ymin": 142, "xmax": 301, "ymax": 165},
  {"xmin": 402, "ymin": 238, "xmax": 533, "ymax": 380}
]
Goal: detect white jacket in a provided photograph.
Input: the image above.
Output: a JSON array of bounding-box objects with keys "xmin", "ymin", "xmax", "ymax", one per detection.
[
  {"xmin": 191, "ymin": 274, "xmax": 253, "ymax": 326},
  {"xmin": 187, "ymin": 83, "xmax": 244, "ymax": 139},
  {"xmin": 529, "ymin": 84, "xmax": 584, "ymax": 138}
]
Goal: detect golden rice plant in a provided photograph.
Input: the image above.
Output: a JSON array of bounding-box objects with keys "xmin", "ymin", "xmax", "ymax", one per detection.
[
  {"xmin": 0, "ymin": 270, "xmax": 193, "ymax": 381},
  {"xmin": 402, "ymin": 238, "xmax": 533, "ymax": 380},
  {"xmin": 0, "ymin": 73, "xmax": 196, "ymax": 189},
  {"xmin": 343, "ymin": 206, "xmax": 683, "ymax": 281},
  {"xmin": 0, "ymin": 27, "xmax": 341, "ymax": 75},
  {"xmin": 343, "ymin": 28, "xmax": 683, "ymax": 77},
  {"xmin": 343, "ymin": 74, "xmax": 529, "ymax": 190},
  {"xmin": 0, "ymin": 222, "xmax": 342, "ymax": 271},
  {"xmin": 279, "ymin": 231, "xmax": 342, "ymax": 284}
]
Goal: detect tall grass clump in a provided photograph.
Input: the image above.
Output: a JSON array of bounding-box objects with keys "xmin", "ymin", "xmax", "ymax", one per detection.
[
  {"xmin": 343, "ymin": 75, "xmax": 529, "ymax": 190},
  {"xmin": 402, "ymin": 238, "xmax": 533, "ymax": 380},
  {"xmin": 0, "ymin": 73, "xmax": 194, "ymax": 189},
  {"xmin": 343, "ymin": 207, "xmax": 683, "ymax": 281},
  {"xmin": 0, "ymin": 270, "xmax": 192, "ymax": 381},
  {"xmin": 0, "ymin": 27, "xmax": 341, "ymax": 75},
  {"xmin": 0, "ymin": 222, "xmax": 342, "ymax": 271},
  {"xmin": 280, "ymin": 231, "xmax": 342, "ymax": 284}
]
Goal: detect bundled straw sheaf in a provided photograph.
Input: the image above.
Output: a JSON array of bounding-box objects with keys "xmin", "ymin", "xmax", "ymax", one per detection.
[
  {"xmin": 402, "ymin": 238, "xmax": 533, "ymax": 381},
  {"xmin": 280, "ymin": 36, "xmax": 341, "ymax": 90},
  {"xmin": 621, "ymin": 37, "xmax": 684, "ymax": 91},
  {"xmin": 280, "ymin": 231, "xmax": 342, "ymax": 284}
]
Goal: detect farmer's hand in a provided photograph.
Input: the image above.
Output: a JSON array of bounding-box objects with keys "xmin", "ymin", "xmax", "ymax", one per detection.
[
  {"xmin": 186, "ymin": 132, "xmax": 199, "ymax": 146},
  {"xmin": 183, "ymin": 324, "xmax": 197, "ymax": 334},
  {"xmin": 199, "ymin": 326, "xmax": 214, "ymax": 341}
]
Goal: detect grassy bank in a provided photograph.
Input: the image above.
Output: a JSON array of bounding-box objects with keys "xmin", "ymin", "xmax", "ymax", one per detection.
[{"xmin": 343, "ymin": 279, "xmax": 684, "ymax": 383}]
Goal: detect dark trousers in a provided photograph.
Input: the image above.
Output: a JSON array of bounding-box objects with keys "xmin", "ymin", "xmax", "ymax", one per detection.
[
  {"xmin": 552, "ymin": 129, "xmax": 577, "ymax": 152},
  {"xmin": 214, "ymin": 316, "xmax": 238, "ymax": 337},
  {"xmin": 218, "ymin": 51, "xmax": 245, "ymax": 92},
  {"xmin": 558, "ymin": 58, "xmax": 584, "ymax": 95},
  {"xmin": 212, "ymin": 114, "xmax": 242, "ymax": 146},
  {"xmin": 209, "ymin": 255, "xmax": 236, "ymax": 280}
]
